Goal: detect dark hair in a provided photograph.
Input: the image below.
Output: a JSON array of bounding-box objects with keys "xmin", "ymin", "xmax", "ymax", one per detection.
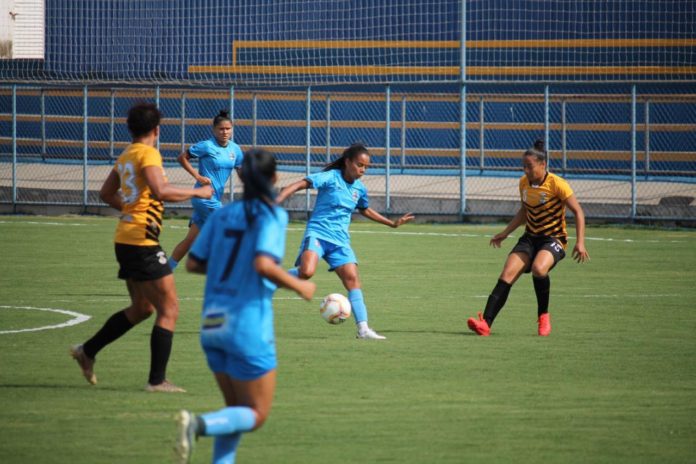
[
  {"xmin": 533, "ymin": 139, "xmax": 545, "ymax": 152},
  {"xmin": 323, "ymin": 143, "xmax": 370, "ymax": 172},
  {"xmin": 241, "ymin": 148, "xmax": 277, "ymax": 222},
  {"xmin": 523, "ymin": 147, "xmax": 547, "ymax": 163},
  {"xmin": 213, "ymin": 110, "xmax": 231, "ymax": 127},
  {"xmin": 127, "ymin": 102, "xmax": 161, "ymax": 137}
]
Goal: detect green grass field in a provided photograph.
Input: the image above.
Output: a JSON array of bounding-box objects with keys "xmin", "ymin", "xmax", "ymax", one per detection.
[{"xmin": 1, "ymin": 215, "xmax": 695, "ymax": 463}]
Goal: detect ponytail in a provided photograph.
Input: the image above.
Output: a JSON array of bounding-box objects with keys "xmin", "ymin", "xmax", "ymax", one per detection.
[
  {"xmin": 323, "ymin": 143, "xmax": 370, "ymax": 173},
  {"xmin": 241, "ymin": 148, "xmax": 277, "ymax": 223}
]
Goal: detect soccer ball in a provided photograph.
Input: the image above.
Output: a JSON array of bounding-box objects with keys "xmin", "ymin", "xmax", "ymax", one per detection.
[{"xmin": 319, "ymin": 293, "xmax": 352, "ymax": 324}]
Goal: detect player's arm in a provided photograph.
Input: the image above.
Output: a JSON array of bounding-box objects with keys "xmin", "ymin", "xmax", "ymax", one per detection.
[
  {"xmin": 143, "ymin": 165, "xmax": 213, "ymax": 202},
  {"xmin": 564, "ymin": 194, "xmax": 590, "ymax": 263},
  {"xmin": 186, "ymin": 254, "xmax": 206, "ymax": 274},
  {"xmin": 255, "ymin": 255, "xmax": 316, "ymax": 301},
  {"xmin": 490, "ymin": 204, "xmax": 526, "ymax": 248},
  {"xmin": 276, "ymin": 179, "xmax": 311, "ymax": 204},
  {"xmin": 99, "ymin": 169, "xmax": 124, "ymax": 211},
  {"xmin": 177, "ymin": 150, "xmax": 211, "ymax": 185},
  {"xmin": 358, "ymin": 207, "xmax": 415, "ymax": 228}
]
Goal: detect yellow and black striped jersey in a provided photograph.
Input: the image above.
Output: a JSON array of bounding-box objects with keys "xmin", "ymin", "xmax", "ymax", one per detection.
[
  {"xmin": 112, "ymin": 143, "xmax": 166, "ymax": 246},
  {"xmin": 519, "ymin": 172, "xmax": 574, "ymax": 247}
]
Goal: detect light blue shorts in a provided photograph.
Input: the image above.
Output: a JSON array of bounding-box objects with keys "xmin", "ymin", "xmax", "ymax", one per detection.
[
  {"xmin": 295, "ymin": 235, "xmax": 357, "ymax": 271},
  {"xmin": 190, "ymin": 199, "xmax": 220, "ymax": 228},
  {"xmin": 202, "ymin": 346, "xmax": 276, "ymax": 381}
]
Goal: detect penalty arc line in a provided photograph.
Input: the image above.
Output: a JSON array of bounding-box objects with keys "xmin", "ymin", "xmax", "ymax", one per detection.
[{"xmin": 0, "ymin": 305, "xmax": 91, "ymax": 335}]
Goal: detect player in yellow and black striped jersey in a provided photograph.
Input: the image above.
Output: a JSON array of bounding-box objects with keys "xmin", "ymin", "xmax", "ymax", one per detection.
[
  {"xmin": 70, "ymin": 103, "xmax": 212, "ymax": 393},
  {"xmin": 467, "ymin": 144, "xmax": 590, "ymax": 337}
]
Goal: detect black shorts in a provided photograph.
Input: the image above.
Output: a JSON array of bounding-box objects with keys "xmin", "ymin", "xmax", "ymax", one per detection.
[
  {"xmin": 510, "ymin": 233, "xmax": 566, "ymax": 273},
  {"xmin": 115, "ymin": 243, "xmax": 172, "ymax": 281}
]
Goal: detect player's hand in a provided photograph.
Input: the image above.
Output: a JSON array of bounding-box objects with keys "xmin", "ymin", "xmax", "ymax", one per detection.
[
  {"xmin": 392, "ymin": 213, "xmax": 415, "ymax": 228},
  {"xmin": 197, "ymin": 176, "xmax": 212, "ymax": 185},
  {"xmin": 489, "ymin": 233, "xmax": 508, "ymax": 248},
  {"xmin": 572, "ymin": 244, "xmax": 590, "ymax": 263},
  {"xmin": 297, "ymin": 280, "xmax": 316, "ymax": 301},
  {"xmin": 198, "ymin": 185, "xmax": 214, "ymax": 199}
]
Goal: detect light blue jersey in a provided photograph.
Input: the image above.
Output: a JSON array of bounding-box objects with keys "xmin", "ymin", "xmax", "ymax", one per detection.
[
  {"xmin": 304, "ymin": 169, "xmax": 369, "ymax": 246},
  {"xmin": 189, "ymin": 200, "xmax": 288, "ymax": 377},
  {"xmin": 189, "ymin": 138, "xmax": 243, "ymax": 207}
]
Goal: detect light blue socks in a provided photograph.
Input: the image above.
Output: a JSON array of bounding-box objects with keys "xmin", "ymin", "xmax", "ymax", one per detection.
[{"xmin": 348, "ymin": 289, "xmax": 368, "ymax": 324}]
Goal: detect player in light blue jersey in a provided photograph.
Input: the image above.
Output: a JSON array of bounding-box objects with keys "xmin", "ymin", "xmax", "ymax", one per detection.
[
  {"xmin": 175, "ymin": 149, "xmax": 315, "ymax": 464},
  {"xmin": 276, "ymin": 143, "xmax": 415, "ymax": 340},
  {"xmin": 169, "ymin": 110, "xmax": 244, "ymax": 270}
]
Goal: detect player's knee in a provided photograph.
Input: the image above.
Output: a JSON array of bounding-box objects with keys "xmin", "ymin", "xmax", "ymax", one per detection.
[
  {"xmin": 299, "ymin": 266, "xmax": 315, "ymax": 279},
  {"xmin": 251, "ymin": 408, "xmax": 269, "ymax": 431},
  {"xmin": 530, "ymin": 263, "xmax": 549, "ymax": 277}
]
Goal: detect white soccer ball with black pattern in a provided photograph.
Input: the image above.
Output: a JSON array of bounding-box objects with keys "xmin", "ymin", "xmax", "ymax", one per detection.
[{"xmin": 319, "ymin": 293, "xmax": 352, "ymax": 324}]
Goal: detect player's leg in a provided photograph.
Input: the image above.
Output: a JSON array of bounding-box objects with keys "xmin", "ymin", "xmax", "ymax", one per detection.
[
  {"xmin": 531, "ymin": 241, "xmax": 565, "ymax": 336},
  {"xmin": 176, "ymin": 370, "xmax": 275, "ymax": 464},
  {"xmin": 289, "ymin": 236, "xmax": 322, "ymax": 279},
  {"xmin": 136, "ymin": 274, "xmax": 184, "ymax": 391},
  {"xmin": 169, "ymin": 222, "xmax": 200, "ymax": 270},
  {"xmin": 334, "ymin": 259, "xmax": 385, "ymax": 340},
  {"xmin": 467, "ymin": 251, "xmax": 528, "ymax": 336},
  {"xmin": 70, "ymin": 245, "xmax": 154, "ymax": 385}
]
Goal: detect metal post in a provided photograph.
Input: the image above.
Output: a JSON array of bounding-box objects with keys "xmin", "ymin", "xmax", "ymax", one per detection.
[
  {"xmin": 630, "ymin": 85, "xmax": 637, "ymax": 220},
  {"xmin": 83, "ymin": 85, "xmax": 89, "ymax": 208},
  {"xmin": 11, "ymin": 85, "xmax": 17, "ymax": 209},
  {"xmin": 479, "ymin": 95, "xmax": 485, "ymax": 171},
  {"xmin": 40, "ymin": 88, "xmax": 46, "ymax": 159},
  {"xmin": 155, "ymin": 86, "xmax": 160, "ymax": 151},
  {"xmin": 400, "ymin": 95, "xmax": 406, "ymax": 173},
  {"xmin": 252, "ymin": 92, "xmax": 258, "ymax": 147},
  {"xmin": 228, "ymin": 85, "xmax": 235, "ymax": 202},
  {"xmin": 561, "ymin": 99, "xmax": 567, "ymax": 174},
  {"xmin": 459, "ymin": 0, "xmax": 467, "ymax": 217},
  {"xmin": 326, "ymin": 94, "xmax": 331, "ymax": 164},
  {"xmin": 305, "ymin": 87, "xmax": 312, "ymax": 216},
  {"xmin": 544, "ymin": 85, "xmax": 550, "ymax": 168},
  {"xmin": 180, "ymin": 91, "xmax": 187, "ymax": 154},
  {"xmin": 109, "ymin": 89, "xmax": 115, "ymax": 160},
  {"xmin": 644, "ymin": 99, "xmax": 651, "ymax": 178},
  {"xmin": 385, "ymin": 84, "xmax": 391, "ymax": 213}
]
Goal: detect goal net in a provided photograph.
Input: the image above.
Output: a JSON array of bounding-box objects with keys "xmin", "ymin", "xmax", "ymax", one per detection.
[{"xmin": 1, "ymin": 0, "xmax": 694, "ymax": 85}]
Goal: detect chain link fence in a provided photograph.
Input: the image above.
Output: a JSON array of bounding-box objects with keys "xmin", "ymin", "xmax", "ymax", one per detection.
[{"xmin": 1, "ymin": 85, "xmax": 695, "ymax": 222}]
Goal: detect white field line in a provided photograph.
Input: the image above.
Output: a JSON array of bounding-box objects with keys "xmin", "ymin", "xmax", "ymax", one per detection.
[
  {"xmin": 0, "ymin": 305, "xmax": 91, "ymax": 334},
  {"xmin": 0, "ymin": 219, "xmax": 691, "ymax": 243}
]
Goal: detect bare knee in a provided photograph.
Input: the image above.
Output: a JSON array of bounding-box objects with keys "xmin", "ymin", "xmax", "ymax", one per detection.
[
  {"xmin": 155, "ymin": 301, "xmax": 179, "ymax": 331},
  {"xmin": 530, "ymin": 264, "xmax": 549, "ymax": 278},
  {"xmin": 251, "ymin": 410, "xmax": 269, "ymax": 431},
  {"xmin": 298, "ymin": 264, "xmax": 315, "ymax": 280}
]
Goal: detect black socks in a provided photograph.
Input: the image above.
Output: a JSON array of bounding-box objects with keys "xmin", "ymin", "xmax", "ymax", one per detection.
[
  {"xmin": 148, "ymin": 325, "xmax": 173, "ymax": 385},
  {"xmin": 483, "ymin": 279, "xmax": 512, "ymax": 327},
  {"xmin": 83, "ymin": 310, "xmax": 134, "ymax": 359},
  {"xmin": 533, "ymin": 275, "xmax": 551, "ymax": 317}
]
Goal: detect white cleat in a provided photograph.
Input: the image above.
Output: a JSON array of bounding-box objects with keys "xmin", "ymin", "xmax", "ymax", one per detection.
[
  {"xmin": 69, "ymin": 344, "xmax": 97, "ymax": 385},
  {"xmin": 174, "ymin": 410, "xmax": 197, "ymax": 464},
  {"xmin": 145, "ymin": 380, "xmax": 186, "ymax": 393},
  {"xmin": 356, "ymin": 327, "xmax": 386, "ymax": 340}
]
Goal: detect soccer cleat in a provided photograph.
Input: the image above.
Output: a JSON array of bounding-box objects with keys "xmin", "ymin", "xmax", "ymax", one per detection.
[
  {"xmin": 145, "ymin": 380, "xmax": 186, "ymax": 393},
  {"xmin": 174, "ymin": 410, "xmax": 197, "ymax": 464},
  {"xmin": 69, "ymin": 344, "xmax": 97, "ymax": 385},
  {"xmin": 538, "ymin": 313, "xmax": 551, "ymax": 336},
  {"xmin": 467, "ymin": 312, "xmax": 490, "ymax": 336},
  {"xmin": 356, "ymin": 327, "xmax": 386, "ymax": 340}
]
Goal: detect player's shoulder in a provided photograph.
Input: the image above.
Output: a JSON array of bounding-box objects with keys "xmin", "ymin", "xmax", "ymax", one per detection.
[
  {"xmin": 547, "ymin": 172, "xmax": 571, "ymax": 187},
  {"xmin": 120, "ymin": 143, "xmax": 160, "ymax": 164}
]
